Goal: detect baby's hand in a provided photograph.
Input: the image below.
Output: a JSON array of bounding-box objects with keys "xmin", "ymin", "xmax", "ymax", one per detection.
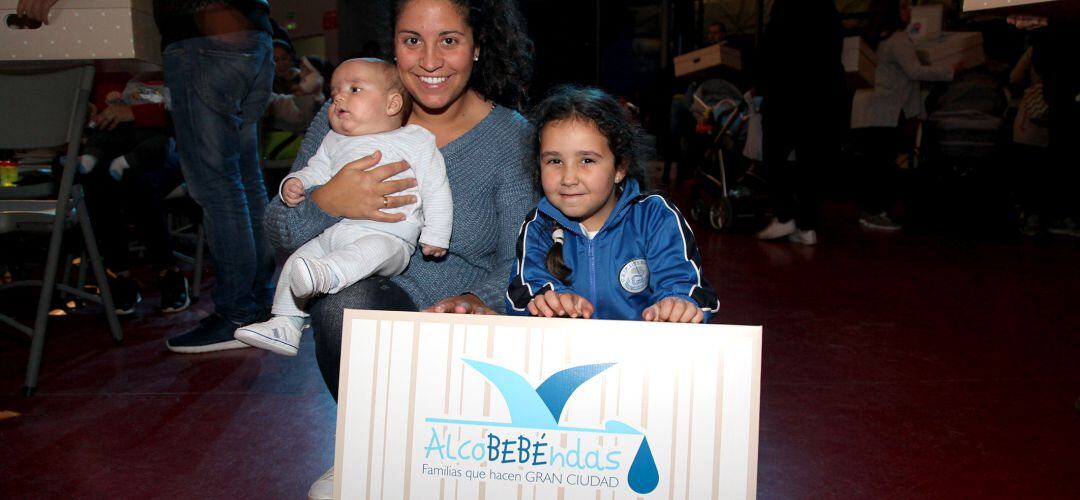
[
  {"xmin": 282, "ymin": 178, "xmax": 305, "ymax": 207},
  {"xmin": 642, "ymin": 297, "xmax": 704, "ymax": 323},
  {"xmin": 527, "ymin": 290, "xmax": 594, "ymax": 319},
  {"xmin": 421, "ymin": 244, "xmax": 447, "ymax": 258}
]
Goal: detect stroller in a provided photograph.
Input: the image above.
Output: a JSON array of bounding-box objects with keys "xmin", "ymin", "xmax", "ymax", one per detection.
[{"xmin": 685, "ymin": 78, "xmax": 766, "ymax": 230}]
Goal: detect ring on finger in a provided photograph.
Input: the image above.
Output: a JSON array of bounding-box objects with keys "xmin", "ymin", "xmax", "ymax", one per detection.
[{"xmin": 382, "ymin": 196, "xmax": 388, "ymax": 208}]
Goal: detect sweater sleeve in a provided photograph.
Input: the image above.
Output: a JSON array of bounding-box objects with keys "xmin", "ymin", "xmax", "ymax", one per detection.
[
  {"xmin": 642, "ymin": 196, "xmax": 720, "ymax": 322},
  {"xmin": 467, "ymin": 122, "xmax": 538, "ymax": 312},
  {"xmin": 414, "ymin": 135, "xmax": 453, "ymax": 249},
  {"xmin": 505, "ymin": 209, "xmax": 571, "ymax": 314},
  {"xmin": 263, "ymin": 101, "xmax": 342, "ymax": 253}
]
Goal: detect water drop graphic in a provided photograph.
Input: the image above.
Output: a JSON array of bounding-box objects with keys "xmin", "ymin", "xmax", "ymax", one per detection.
[{"xmin": 627, "ymin": 436, "xmax": 659, "ymax": 494}]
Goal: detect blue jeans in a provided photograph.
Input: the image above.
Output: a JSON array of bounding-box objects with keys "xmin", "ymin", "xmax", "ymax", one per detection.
[
  {"xmin": 310, "ymin": 277, "xmax": 417, "ymax": 400},
  {"xmin": 164, "ymin": 31, "xmax": 275, "ymax": 324}
]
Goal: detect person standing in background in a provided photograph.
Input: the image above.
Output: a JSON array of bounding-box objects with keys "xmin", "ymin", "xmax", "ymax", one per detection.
[
  {"xmin": 154, "ymin": 1, "xmax": 277, "ymax": 353},
  {"xmin": 753, "ymin": 0, "xmax": 846, "ymax": 245},
  {"xmin": 17, "ymin": 0, "xmax": 276, "ymax": 351},
  {"xmin": 849, "ymin": 0, "xmax": 956, "ymax": 231}
]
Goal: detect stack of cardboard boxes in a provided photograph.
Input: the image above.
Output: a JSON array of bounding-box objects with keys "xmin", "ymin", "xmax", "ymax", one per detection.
[{"xmin": 908, "ymin": 4, "xmax": 986, "ymax": 70}]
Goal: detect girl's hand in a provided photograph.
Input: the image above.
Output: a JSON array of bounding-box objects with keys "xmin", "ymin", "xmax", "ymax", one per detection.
[
  {"xmin": 310, "ymin": 150, "xmax": 418, "ymax": 221},
  {"xmin": 282, "ymin": 178, "xmax": 306, "ymax": 207},
  {"xmin": 527, "ymin": 290, "xmax": 594, "ymax": 319},
  {"xmin": 423, "ymin": 294, "xmax": 497, "ymax": 315},
  {"xmin": 642, "ymin": 297, "xmax": 704, "ymax": 323}
]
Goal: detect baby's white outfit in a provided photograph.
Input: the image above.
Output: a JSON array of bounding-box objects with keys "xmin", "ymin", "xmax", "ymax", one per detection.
[{"xmin": 272, "ymin": 124, "xmax": 452, "ymax": 318}]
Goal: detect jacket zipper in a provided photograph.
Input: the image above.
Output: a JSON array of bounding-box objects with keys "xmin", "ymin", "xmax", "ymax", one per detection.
[{"xmin": 587, "ymin": 239, "xmax": 597, "ymax": 307}]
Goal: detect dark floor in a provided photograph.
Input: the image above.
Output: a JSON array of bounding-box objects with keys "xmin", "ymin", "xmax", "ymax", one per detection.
[{"xmin": 2, "ymin": 182, "xmax": 1079, "ymax": 498}]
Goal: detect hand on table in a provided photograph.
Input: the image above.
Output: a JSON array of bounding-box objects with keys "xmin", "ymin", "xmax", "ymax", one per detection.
[
  {"xmin": 423, "ymin": 294, "xmax": 497, "ymax": 315},
  {"xmin": 527, "ymin": 290, "xmax": 594, "ymax": 319},
  {"xmin": 642, "ymin": 297, "xmax": 704, "ymax": 323}
]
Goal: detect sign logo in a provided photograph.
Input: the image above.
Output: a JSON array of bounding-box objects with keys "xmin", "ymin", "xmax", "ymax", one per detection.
[
  {"xmin": 619, "ymin": 258, "xmax": 649, "ymax": 293},
  {"xmin": 424, "ymin": 359, "xmax": 659, "ymax": 495}
]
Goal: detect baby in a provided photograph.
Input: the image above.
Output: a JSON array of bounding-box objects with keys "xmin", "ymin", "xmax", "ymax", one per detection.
[{"xmin": 235, "ymin": 58, "xmax": 452, "ymax": 355}]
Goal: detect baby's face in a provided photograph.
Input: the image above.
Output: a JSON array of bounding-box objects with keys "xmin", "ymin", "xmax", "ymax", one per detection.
[{"xmin": 328, "ymin": 60, "xmax": 399, "ymax": 136}]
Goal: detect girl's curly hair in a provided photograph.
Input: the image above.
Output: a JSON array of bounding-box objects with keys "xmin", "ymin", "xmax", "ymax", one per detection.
[
  {"xmin": 394, "ymin": 0, "xmax": 534, "ymax": 109},
  {"xmin": 529, "ymin": 85, "xmax": 649, "ymax": 192}
]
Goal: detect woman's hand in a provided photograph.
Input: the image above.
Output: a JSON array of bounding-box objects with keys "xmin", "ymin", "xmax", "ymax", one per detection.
[
  {"xmin": 423, "ymin": 294, "xmax": 497, "ymax": 315},
  {"xmin": 17, "ymin": 0, "xmax": 58, "ymax": 24},
  {"xmin": 642, "ymin": 297, "xmax": 704, "ymax": 323},
  {"xmin": 310, "ymin": 150, "xmax": 418, "ymax": 220},
  {"xmin": 527, "ymin": 290, "xmax": 594, "ymax": 319}
]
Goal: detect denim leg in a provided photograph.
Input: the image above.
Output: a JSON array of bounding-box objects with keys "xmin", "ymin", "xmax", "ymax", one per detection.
[
  {"xmin": 163, "ymin": 31, "xmax": 273, "ymax": 324},
  {"xmin": 309, "ymin": 277, "xmax": 417, "ymax": 400}
]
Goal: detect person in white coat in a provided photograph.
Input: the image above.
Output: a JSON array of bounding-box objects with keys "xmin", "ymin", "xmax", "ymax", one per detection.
[{"xmin": 850, "ymin": 0, "xmax": 958, "ymax": 230}]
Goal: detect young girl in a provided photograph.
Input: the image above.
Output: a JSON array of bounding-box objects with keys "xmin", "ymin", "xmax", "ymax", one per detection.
[{"xmin": 507, "ymin": 86, "xmax": 719, "ymax": 323}]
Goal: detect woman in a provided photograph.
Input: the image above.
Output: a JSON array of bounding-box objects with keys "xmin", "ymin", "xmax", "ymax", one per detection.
[
  {"xmin": 850, "ymin": 0, "xmax": 956, "ymax": 230},
  {"xmin": 262, "ymin": 1, "xmax": 535, "ymax": 495}
]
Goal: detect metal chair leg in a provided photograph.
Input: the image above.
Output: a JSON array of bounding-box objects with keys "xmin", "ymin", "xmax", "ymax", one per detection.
[
  {"xmin": 23, "ymin": 196, "xmax": 69, "ymax": 394},
  {"xmin": 76, "ymin": 194, "xmax": 122, "ymax": 343}
]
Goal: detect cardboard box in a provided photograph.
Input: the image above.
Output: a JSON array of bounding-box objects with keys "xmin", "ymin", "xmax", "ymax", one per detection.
[
  {"xmin": 907, "ymin": 4, "xmax": 944, "ymax": 40},
  {"xmin": 674, "ymin": 43, "xmax": 742, "ymax": 78},
  {"xmin": 0, "ymin": 0, "xmax": 160, "ymax": 72},
  {"xmin": 963, "ymin": 0, "xmax": 1056, "ymax": 12},
  {"xmin": 915, "ymin": 31, "xmax": 985, "ymax": 69},
  {"xmin": 842, "ymin": 36, "xmax": 878, "ymax": 89}
]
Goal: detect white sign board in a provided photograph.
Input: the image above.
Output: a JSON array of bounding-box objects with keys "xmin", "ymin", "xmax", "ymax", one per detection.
[
  {"xmin": 963, "ymin": 0, "xmax": 1057, "ymax": 12},
  {"xmin": 334, "ymin": 310, "xmax": 762, "ymax": 500}
]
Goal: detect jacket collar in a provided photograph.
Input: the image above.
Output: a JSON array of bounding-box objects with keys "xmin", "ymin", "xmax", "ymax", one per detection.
[{"xmin": 537, "ymin": 178, "xmax": 643, "ymax": 237}]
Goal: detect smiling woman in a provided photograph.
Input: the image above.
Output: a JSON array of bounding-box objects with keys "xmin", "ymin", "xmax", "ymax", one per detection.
[{"xmin": 260, "ymin": 1, "xmax": 537, "ymax": 497}]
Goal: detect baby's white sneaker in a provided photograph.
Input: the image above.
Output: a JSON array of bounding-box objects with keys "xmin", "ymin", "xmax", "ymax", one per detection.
[
  {"xmin": 290, "ymin": 257, "xmax": 338, "ymax": 298},
  {"xmin": 234, "ymin": 316, "xmax": 304, "ymax": 356}
]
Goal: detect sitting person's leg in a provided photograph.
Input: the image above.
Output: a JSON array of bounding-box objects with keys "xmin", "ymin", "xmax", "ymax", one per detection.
[
  {"xmin": 309, "ymin": 278, "xmax": 417, "ymax": 399},
  {"xmin": 125, "ymin": 135, "xmax": 191, "ymax": 312},
  {"xmin": 80, "ymin": 168, "xmax": 141, "ymax": 314}
]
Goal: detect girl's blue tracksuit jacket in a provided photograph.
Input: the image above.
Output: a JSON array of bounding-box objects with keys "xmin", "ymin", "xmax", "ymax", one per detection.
[{"xmin": 506, "ymin": 179, "xmax": 719, "ymax": 321}]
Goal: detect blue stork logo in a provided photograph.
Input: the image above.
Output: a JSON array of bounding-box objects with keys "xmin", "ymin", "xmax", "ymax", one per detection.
[{"xmin": 426, "ymin": 359, "xmax": 659, "ymax": 495}]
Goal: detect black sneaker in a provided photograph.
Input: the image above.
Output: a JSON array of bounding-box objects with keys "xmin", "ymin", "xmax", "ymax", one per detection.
[
  {"xmin": 110, "ymin": 274, "xmax": 141, "ymax": 316},
  {"xmin": 159, "ymin": 268, "xmax": 191, "ymax": 313},
  {"xmin": 166, "ymin": 313, "xmax": 250, "ymax": 354}
]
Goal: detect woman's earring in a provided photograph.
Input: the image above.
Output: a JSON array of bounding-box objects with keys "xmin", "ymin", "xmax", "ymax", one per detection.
[{"xmin": 473, "ymin": 55, "xmax": 479, "ymax": 61}]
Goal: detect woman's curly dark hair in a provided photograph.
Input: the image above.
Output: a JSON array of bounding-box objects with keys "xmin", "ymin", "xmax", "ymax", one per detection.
[
  {"xmin": 394, "ymin": 0, "xmax": 534, "ymax": 109},
  {"xmin": 529, "ymin": 85, "xmax": 651, "ymax": 285}
]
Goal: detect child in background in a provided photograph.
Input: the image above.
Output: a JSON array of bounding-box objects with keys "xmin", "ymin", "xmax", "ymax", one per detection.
[
  {"xmin": 235, "ymin": 58, "xmax": 452, "ymax": 355},
  {"xmin": 507, "ymin": 86, "xmax": 718, "ymax": 322}
]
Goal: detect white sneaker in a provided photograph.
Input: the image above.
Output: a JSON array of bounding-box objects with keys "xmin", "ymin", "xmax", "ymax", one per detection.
[
  {"xmin": 756, "ymin": 218, "xmax": 797, "ymax": 240},
  {"xmin": 788, "ymin": 229, "xmax": 818, "ymax": 245},
  {"xmin": 234, "ymin": 316, "xmax": 302, "ymax": 356},
  {"xmin": 307, "ymin": 467, "xmax": 334, "ymax": 500},
  {"xmin": 290, "ymin": 257, "xmax": 335, "ymax": 298},
  {"xmin": 859, "ymin": 212, "xmax": 901, "ymax": 231}
]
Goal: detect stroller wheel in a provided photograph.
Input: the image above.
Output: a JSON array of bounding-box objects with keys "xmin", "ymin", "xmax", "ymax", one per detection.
[
  {"xmin": 690, "ymin": 196, "xmax": 707, "ymax": 222},
  {"xmin": 708, "ymin": 198, "xmax": 734, "ymax": 230}
]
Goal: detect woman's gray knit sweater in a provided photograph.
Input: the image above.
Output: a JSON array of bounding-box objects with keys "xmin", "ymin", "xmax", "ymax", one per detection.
[{"xmin": 263, "ymin": 103, "xmax": 538, "ymax": 312}]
